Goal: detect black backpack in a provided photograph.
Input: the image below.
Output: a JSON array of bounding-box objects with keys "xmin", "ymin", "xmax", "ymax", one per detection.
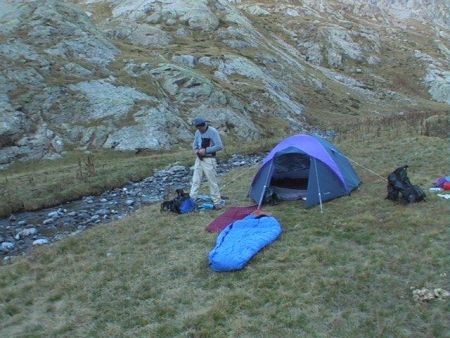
[{"xmin": 386, "ymin": 166, "xmax": 426, "ymax": 204}]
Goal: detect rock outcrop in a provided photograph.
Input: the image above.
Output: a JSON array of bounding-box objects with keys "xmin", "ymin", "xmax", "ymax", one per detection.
[{"xmin": 0, "ymin": 0, "xmax": 449, "ymax": 168}]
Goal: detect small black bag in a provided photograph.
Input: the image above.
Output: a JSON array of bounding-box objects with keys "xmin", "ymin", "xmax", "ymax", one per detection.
[
  {"xmin": 386, "ymin": 166, "xmax": 425, "ymax": 204},
  {"xmin": 263, "ymin": 188, "xmax": 280, "ymax": 205},
  {"xmin": 161, "ymin": 189, "xmax": 195, "ymax": 214}
]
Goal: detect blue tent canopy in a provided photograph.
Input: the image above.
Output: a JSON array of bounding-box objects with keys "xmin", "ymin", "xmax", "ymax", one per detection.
[{"xmin": 249, "ymin": 134, "xmax": 361, "ymax": 208}]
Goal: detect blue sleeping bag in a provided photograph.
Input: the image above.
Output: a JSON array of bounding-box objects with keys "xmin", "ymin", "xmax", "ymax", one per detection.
[{"xmin": 208, "ymin": 215, "xmax": 282, "ymax": 272}]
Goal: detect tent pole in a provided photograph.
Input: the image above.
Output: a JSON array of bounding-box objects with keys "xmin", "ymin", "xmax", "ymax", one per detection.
[
  {"xmin": 257, "ymin": 161, "xmax": 273, "ymax": 210},
  {"xmin": 313, "ymin": 158, "xmax": 323, "ymax": 213}
]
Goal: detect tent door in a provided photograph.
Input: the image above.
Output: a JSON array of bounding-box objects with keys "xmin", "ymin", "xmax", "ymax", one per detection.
[{"xmin": 270, "ymin": 152, "xmax": 310, "ymax": 200}]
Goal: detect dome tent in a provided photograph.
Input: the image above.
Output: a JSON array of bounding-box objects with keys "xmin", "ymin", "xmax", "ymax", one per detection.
[{"xmin": 249, "ymin": 134, "xmax": 361, "ymax": 208}]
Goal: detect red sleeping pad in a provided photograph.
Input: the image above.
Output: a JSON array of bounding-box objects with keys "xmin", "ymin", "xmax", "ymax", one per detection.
[{"xmin": 206, "ymin": 205, "xmax": 258, "ymax": 233}]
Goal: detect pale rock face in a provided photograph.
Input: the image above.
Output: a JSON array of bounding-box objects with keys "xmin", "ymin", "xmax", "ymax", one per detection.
[
  {"xmin": 286, "ymin": 9, "xmax": 300, "ymax": 17},
  {"xmin": 0, "ymin": 39, "xmax": 45, "ymax": 63},
  {"xmin": 244, "ymin": 5, "xmax": 270, "ymax": 16},
  {"xmin": 0, "ymin": 111, "xmax": 28, "ymax": 147},
  {"xmin": 425, "ymin": 70, "xmax": 450, "ymax": 105},
  {"xmin": 29, "ymin": 2, "xmax": 119, "ymax": 65},
  {"xmin": 61, "ymin": 63, "xmax": 93, "ymax": 77},
  {"xmin": 172, "ymin": 55, "xmax": 197, "ymax": 68},
  {"xmin": 0, "ymin": 124, "xmax": 62, "ymax": 166},
  {"xmin": 0, "ymin": 0, "xmax": 449, "ymax": 168},
  {"xmin": 215, "ymin": 55, "xmax": 305, "ymax": 116},
  {"xmin": 297, "ymin": 23, "xmax": 381, "ymax": 68},
  {"xmin": 306, "ymin": 0, "xmax": 450, "ymax": 26},
  {"xmin": 323, "ymin": 27, "xmax": 364, "ymax": 65},
  {"xmin": 5, "ymin": 67, "xmax": 45, "ymax": 86},
  {"xmin": 103, "ymin": 104, "xmax": 191, "ymax": 150},
  {"xmin": 108, "ymin": 0, "xmax": 220, "ymax": 32},
  {"xmin": 150, "ymin": 64, "xmax": 215, "ymax": 99},
  {"xmin": 416, "ymin": 51, "xmax": 450, "ymax": 104},
  {"xmin": 107, "ymin": 23, "xmax": 173, "ymax": 47},
  {"xmin": 0, "ymin": 1, "xmax": 31, "ymax": 34},
  {"xmin": 191, "ymin": 106, "xmax": 260, "ymax": 139},
  {"xmin": 45, "ymin": 38, "xmax": 118, "ymax": 65},
  {"xmin": 68, "ymin": 80, "xmax": 156, "ymax": 120},
  {"xmin": 0, "ymin": 75, "xmax": 30, "ymax": 147},
  {"xmin": 298, "ymin": 42, "xmax": 323, "ymax": 65}
]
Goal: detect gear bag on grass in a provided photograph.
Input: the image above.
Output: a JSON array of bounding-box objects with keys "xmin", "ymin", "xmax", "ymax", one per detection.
[
  {"xmin": 160, "ymin": 189, "xmax": 196, "ymax": 214},
  {"xmin": 386, "ymin": 166, "xmax": 426, "ymax": 203}
]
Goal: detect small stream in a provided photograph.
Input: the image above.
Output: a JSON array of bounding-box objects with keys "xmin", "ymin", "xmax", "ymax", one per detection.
[{"xmin": 0, "ymin": 153, "xmax": 264, "ymax": 261}]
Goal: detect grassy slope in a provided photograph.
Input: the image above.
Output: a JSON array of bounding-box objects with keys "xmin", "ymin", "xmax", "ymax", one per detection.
[{"xmin": 0, "ymin": 129, "xmax": 449, "ymax": 337}]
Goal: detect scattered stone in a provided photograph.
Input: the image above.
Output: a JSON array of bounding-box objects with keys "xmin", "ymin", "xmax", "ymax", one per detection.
[
  {"xmin": 1, "ymin": 242, "xmax": 15, "ymax": 252},
  {"xmin": 172, "ymin": 55, "xmax": 197, "ymax": 68},
  {"xmin": 245, "ymin": 5, "xmax": 270, "ymax": 16},
  {"xmin": 15, "ymin": 227, "xmax": 37, "ymax": 239},
  {"xmin": 96, "ymin": 209, "xmax": 110, "ymax": 216},
  {"xmin": 89, "ymin": 215, "xmax": 100, "ymax": 222},
  {"xmin": 412, "ymin": 287, "xmax": 450, "ymax": 302},
  {"xmin": 42, "ymin": 218, "xmax": 54, "ymax": 225},
  {"xmin": 32, "ymin": 238, "xmax": 49, "ymax": 246},
  {"xmin": 286, "ymin": 9, "xmax": 299, "ymax": 17},
  {"xmin": 48, "ymin": 211, "xmax": 60, "ymax": 218},
  {"xmin": 17, "ymin": 220, "xmax": 27, "ymax": 226}
]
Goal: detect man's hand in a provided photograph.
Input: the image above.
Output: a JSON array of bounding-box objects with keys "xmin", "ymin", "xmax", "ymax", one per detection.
[{"xmin": 197, "ymin": 148, "xmax": 206, "ymax": 156}]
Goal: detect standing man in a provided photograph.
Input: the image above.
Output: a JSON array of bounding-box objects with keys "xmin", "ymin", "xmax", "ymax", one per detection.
[{"xmin": 190, "ymin": 117, "xmax": 225, "ymax": 209}]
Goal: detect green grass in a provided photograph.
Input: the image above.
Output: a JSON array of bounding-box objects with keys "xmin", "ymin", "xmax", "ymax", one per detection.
[{"xmin": 0, "ymin": 126, "xmax": 449, "ymax": 337}]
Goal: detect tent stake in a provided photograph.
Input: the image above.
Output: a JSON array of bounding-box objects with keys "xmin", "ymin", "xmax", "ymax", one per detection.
[{"xmin": 313, "ymin": 158, "xmax": 324, "ymax": 213}]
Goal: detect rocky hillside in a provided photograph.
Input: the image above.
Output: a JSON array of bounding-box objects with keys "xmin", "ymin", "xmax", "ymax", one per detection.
[{"xmin": 1, "ymin": 0, "xmax": 449, "ymax": 168}]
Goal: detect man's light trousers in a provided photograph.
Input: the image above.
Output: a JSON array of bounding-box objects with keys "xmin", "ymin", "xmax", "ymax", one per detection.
[{"xmin": 190, "ymin": 157, "xmax": 221, "ymax": 205}]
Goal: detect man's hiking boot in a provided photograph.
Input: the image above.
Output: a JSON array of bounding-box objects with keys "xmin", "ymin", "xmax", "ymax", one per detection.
[{"xmin": 214, "ymin": 200, "xmax": 225, "ymax": 210}]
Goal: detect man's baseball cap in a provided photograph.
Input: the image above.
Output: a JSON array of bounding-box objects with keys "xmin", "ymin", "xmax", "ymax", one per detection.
[{"xmin": 193, "ymin": 117, "xmax": 207, "ymax": 126}]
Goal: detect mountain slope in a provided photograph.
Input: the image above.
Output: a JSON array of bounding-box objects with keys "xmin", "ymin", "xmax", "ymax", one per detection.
[{"xmin": 0, "ymin": 0, "xmax": 449, "ymax": 168}]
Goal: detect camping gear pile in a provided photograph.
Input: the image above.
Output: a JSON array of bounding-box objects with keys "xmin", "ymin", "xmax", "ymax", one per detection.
[
  {"xmin": 433, "ymin": 176, "xmax": 450, "ymax": 190},
  {"xmin": 160, "ymin": 188, "xmax": 196, "ymax": 214},
  {"xmin": 430, "ymin": 175, "xmax": 450, "ymax": 200},
  {"xmin": 160, "ymin": 193, "xmax": 223, "ymax": 214}
]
